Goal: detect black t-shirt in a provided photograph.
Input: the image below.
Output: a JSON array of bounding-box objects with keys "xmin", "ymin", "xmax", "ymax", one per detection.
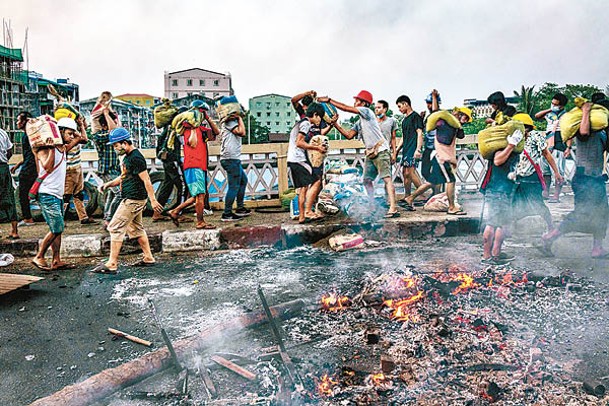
[
  {"xmin": 21, "ymin": 135, "xmax": 37, "ymax": 172},
  {"xmin": 401, "ymin": 112, "xmax": 424, "ymax": 158},
  {"xmin": 121, "ymin": 149, "xmax": 148, "ymax": 200}
]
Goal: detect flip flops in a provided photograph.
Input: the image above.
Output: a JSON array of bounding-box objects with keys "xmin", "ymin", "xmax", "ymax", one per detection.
[
  {"xmin": 31, "ymin": 259, "xmax": 51, "ymax": 272},
  {"xmin": 53, "ymin": 263, "xmax": 77, "ymax": 270},
  {"xmin": 384, "ymin": 211, "xmax": 401, "ymax": 218},
  {"xmin": 131, "ymin": 260, "xmax": 157, "ymax": 267},
  {"xmin": 398, "ymin": 200, "xmax": 415, "ymax": 211},
  {"xmin": 90, "ymin": 263, "xmax": 118, "ymax": 275},
  {"xmin": 168, "ymin": 212, "xmax": 181, "ymax": 228},
  {"xmin": 196, "ymin": 223, "xmax": 216, "ymax": 230},
  {"xmin": 447, "ymin": 209, "xmax": 467, "ymax": 216}
]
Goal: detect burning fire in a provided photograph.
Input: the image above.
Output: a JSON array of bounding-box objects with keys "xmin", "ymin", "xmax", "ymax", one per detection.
[
  {"xmin": 369, "ymin": 372, "xmax": 388, "ymax": 386},
  {"xmin": 317, "ymin": 373, "xmax": 338, "ymax": 396},
  {"xmin": 383, "ymin": 290, "xmax": 425, "ymax": 322},
  {"xmin": 451, "ymin": 273, "xmax": 480, "ymax": 295},
  {"xmin": 320, "ymin": 292, "xmax": 350, "ymax": 312}
]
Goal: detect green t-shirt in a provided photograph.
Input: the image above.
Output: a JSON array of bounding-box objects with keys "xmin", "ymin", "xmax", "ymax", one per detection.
[{"xmin": 121, "ymin": 149, "xmax": 148, "ymax": 200}]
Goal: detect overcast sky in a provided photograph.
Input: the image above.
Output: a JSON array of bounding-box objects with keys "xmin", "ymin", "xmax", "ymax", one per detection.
[{"xmin": 3, "ymin": 0, "xmax": 608, "ymax": 112}]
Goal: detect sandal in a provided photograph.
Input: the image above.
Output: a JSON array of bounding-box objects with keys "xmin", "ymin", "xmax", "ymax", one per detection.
[
  {"xmin": 132, "ymin": 260, "xmax": 157, "ymax": 267},
  {"xmin": 168, "ymin": 212, "xmax": 181, "ymax": 228},
  {"xmin": 53, "ymin": 263, "xmax": 77, "ymax": 270},
  {"xmin": 384, "ymin": 211, "xmax": 400, "ymax": 218},
  {"xmin": 90, "ymin": 263, "xmax": 118, "ymax": 274},
  {"xmin": 399, "ymin": 201, "xmax": 415, "ymax": 211},
  {"xmin": 152, "ymin": 216, "xmax": 171, "ymax": 222},
  {"xmin": 31, "ymin": 258, "xmax": 51, "ymax": 272},
  {"xmin": 196, "ymin": 223, "xmax": 216, "ymax": 230},
  {"xmin": 447, "ymin": 209, "xmax": 467, "ymax": 216}
]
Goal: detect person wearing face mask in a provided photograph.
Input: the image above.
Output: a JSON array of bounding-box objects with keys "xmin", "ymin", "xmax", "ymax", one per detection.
[
  {"xmin": 91, "ymin": 128, "xmax": 163, "ymax": 274},
  {"xmin": 535, "ymin": 93, "xmax": 569, "ymax": 202}
]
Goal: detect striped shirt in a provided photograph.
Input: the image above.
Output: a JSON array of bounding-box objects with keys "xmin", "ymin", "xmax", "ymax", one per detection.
[
  {"xmin": 92, "ymin": 130, "xmax": 120, "ymax": 176},
  {"xmin": 66, "ymin": 144, "xmax": 82, "ymax": 170}
]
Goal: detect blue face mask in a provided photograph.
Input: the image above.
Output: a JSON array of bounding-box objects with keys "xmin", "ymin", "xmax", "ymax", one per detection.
[
  {"xmin": 551, "ymin": 105, "xmax": 562, "ymax": 112},
  {"xmin": 377, "ymin": 113, "xmax": 385, "ymax": 119}
]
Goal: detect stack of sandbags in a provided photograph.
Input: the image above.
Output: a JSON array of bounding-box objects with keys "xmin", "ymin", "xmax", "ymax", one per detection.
[
  {"xmin": 154, "ymin": 99, "xmax": 178, "ymax": 128},
  {"xmin": 25, "ymin": 115, "xmax": 63, "ymax": 148},
  {"xmin": 425, "ymin": 110, "xmax": 461, "ymax": 132},
  {"xmin": 478, "ymin": 120, "xmax": 526, "ymax": 160},
  {"xmin": 560, "ymin": 97, "xmax": 609, "ymax": 142},
  {"xmin": 308, "ymin": 135, "xmax": 329, "ymax": 167},
  {"xmin": 216, "ymin": 95, "xmax": 243, "ymax": 122}
]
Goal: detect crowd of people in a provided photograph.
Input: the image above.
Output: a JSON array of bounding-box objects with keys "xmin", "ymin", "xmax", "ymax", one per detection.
[{"xmin": 0, "ymin": 87, "xmax": 608, "ymax": 272}]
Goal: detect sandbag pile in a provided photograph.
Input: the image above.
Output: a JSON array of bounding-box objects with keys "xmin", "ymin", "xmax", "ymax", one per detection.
[
  {"xmin": 478, "ymin": 120, "xmax": 526, "ymax": 159},
  {"xmin": 425, "ymin": 110, "xmax": 462, "ymax": 132},
  {"xmin": 560, "ymin": 97, "xmax": 609, "ymax": 142},
  {"xmin": 154, "ymin": 99, "xmax": 178, "ymax": 128},
  {"xmin": 25, "ymin": 115, "xmax": 63, "ymax": 148}
]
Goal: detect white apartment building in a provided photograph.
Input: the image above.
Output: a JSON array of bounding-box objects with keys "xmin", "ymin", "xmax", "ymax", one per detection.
[{"xmin": 164, "ymin": 68, "xmax": 232, "ymax": 100}]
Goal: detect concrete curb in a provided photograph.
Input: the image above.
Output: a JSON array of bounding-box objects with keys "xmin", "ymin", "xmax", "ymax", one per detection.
[{"xmin": 0, "ymin": 216, "xmax": 481, "ymax": 258}]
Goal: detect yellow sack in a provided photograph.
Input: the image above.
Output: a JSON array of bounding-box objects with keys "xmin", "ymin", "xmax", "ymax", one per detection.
[
  {"xmin": 478, "ymin": 120, "xmax": 525, "ymax": 160},
  {"xmin": 54, "ymin": 108, "xmax": 77, "ymax": 120},
  {"xmin": 426, "ymin": 110, "xmax": 461, "ymax": 133},
  {"xmin": 154, "ymin": 99, "xmax": 178, "ymax": 128},
  {"xmin": 560, "ymin": 97, "xmax": 609, "ymax": 142}
]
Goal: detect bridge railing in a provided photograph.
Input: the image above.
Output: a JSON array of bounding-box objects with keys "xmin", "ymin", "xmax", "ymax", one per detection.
[{"xmin": 11, "ymin": 136, "xmax": 586, "ymax": 209}]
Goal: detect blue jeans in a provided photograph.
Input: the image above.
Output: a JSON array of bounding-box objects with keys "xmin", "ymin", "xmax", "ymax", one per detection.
[
  {"xmin": 39, "ymin": 193, "xmax": 65, "ymax": 234},
  {"xmin": 220, "ymin": 159, "xmax": 247, "ymax": 214}
]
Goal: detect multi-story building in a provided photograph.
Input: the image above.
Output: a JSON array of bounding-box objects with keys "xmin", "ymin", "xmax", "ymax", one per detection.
[
  {"xmin": 464, "ymin": 96, "xmax": 519, "ymax": 119},
  {"xmin": 116, "ymin": 93, "xmax": 160, "ymax": 108},
  {"xmin": 248, "ymin": 94, "xmax": 296, "ymax": 135},
  {"xmin": 0, "ymin": 45, "xmax": 28, "ymax": 143},
  {"xmin": 80, "ymin": 98, "xmax": 156, "ymax": 149},
  {"xmin": 0, "ymin": 44, "xmax": 80, "ymax": 152},
  {"xmin": 164, "ymin": 68, "xmax": 232, "ymax": 100}
]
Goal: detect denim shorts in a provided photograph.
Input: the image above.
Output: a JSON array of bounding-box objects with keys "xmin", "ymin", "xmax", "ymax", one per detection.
[{"xmin": 39, "ymin": 193, "xmax": 65, "ymax": 234}]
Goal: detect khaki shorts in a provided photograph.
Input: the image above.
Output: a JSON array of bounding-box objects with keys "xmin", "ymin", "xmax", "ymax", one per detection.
[
  {"xmin": 364, "ymin": 150, "xmax": 392, "ymax": 180},
  {"xmin": 108, "ymin": 199, "xmax": 147, "ymax": 242},
  {"xmin": 64, "ymin": 169, "xmax": 84, "ymax": 195}
]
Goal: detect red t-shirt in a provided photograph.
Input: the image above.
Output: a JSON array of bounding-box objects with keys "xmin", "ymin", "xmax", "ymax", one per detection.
[{"xmin": 183, "ymin": 124, "xmax": 211, "ymax": 170}]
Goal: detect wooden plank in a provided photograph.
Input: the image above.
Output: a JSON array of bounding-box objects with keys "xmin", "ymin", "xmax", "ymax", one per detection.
[
  {"xmin": 210, "ymin": 355, "xmax": 257, "ymax": 381},
  {"xmin": 0, "ymin": 273, "xmax": 44, "ymax": 295}
]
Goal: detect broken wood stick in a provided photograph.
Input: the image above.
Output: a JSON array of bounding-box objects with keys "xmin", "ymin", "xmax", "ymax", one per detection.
[
  {"xmin": 211, "ymin": 355, "xmax": 257, "ymax": 381},
  {"xmin": 198, "ymin": 366, "xmax": 217, "ymax": 398},
  {"xmin": 32, "ymin": 298, "xmax": 308, "ymax": 406},
  {"xmin": 108, "ymin": 328, "xmax": 152, "ymax": 347}
]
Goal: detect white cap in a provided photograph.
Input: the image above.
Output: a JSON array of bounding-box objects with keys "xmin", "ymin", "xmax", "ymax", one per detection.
[{"xmin": 57, "ymin": 117, "xmax": 78, "ymax": 131}]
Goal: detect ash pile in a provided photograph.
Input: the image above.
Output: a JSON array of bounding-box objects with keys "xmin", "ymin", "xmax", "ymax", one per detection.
[{"xmin": 286, "ymin": 265, "xmax": 609, "ymax": 405}]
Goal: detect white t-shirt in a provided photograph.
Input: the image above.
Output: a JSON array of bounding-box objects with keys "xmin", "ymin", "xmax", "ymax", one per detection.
[
  {"xmin": 220, "ymin": 119, "xmax": 242, "ymax": 160},
  {"xmin": 287, "ymin": 119, "xmax": 312, "ymax": 163},
  {"xmin": 39, "ymin": 147, "xmax": 67, "ymax": 199},
  {"xmin": 0, "ymin": 129, "xmax": 13, "ymax": 163},
  {"xmin": 354, "ymin": 107, "xmax": 389, "ymax": 152}
]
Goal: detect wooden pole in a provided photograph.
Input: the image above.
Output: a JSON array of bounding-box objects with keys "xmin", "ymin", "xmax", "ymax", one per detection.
[{"xmin": 30, "ymin": 299, "xmax": 308, "ymax": 406}]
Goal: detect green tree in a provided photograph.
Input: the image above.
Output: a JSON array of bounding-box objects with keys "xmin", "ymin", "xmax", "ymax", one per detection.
[
  {"xmin": 513, "ymin": 85, "xmax": 537, "ymax": 116},
  {"xmin": 463, "ymin": 117, "xmax": 487, "ymax": 135},
  {"xmin": 244, "ymin": 111, "xmax": 270, "ymax": 144}
]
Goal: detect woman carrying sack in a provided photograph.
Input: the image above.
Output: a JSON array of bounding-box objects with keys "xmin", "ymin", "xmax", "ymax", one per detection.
[{"xmin": 511, "ymin": 113, "xmax": 563, "ymax": 240}]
